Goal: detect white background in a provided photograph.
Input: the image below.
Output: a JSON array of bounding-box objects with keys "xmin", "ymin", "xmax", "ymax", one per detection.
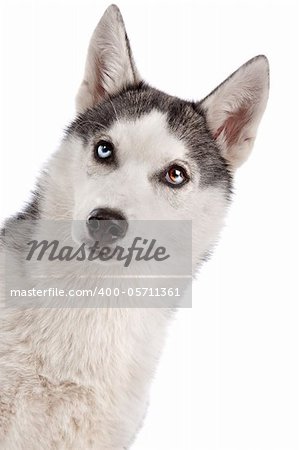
[{"xmin": 1, "ymin": 1, "xmax": 299, "ymax": 449}]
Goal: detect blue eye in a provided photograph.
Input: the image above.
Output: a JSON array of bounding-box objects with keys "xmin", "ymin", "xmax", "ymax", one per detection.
[{"xmin": 95, "ymin": 140, "xmax": 114, "ymax": 160}]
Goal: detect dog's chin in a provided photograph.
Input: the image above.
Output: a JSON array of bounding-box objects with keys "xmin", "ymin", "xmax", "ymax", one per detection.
[{"xmin": 85, "ymin": 242, "xmax": 122, "ymax": 266}]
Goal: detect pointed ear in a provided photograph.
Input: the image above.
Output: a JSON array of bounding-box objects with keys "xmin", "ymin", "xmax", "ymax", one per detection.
[
  {"xmin": 76, "ymin": 4, "xmax": 141, "ymax": 113},
  {"xmin": 200, "ymin": 56, "xmax": 269, "ymax": 169}
]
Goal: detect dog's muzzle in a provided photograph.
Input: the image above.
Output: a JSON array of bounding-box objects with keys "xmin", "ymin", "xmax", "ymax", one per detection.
[{"xmin": 86, "ymin": 208, "xmax": 128, "ymax": 244}]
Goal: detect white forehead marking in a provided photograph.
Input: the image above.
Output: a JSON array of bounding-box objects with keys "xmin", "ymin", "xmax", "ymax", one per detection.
[{"xmin": 107, "ymin": 109, "xmax": 187, "ymax": 165}]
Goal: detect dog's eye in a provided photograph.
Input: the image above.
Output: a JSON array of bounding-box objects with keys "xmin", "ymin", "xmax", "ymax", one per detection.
[
  {"xmin": 165, "ymin": 165, "xmax": 188, "ymax": 187},
  {"xmin": 95, "ymin": 140, "xmax": 114, "ymax": 160}
]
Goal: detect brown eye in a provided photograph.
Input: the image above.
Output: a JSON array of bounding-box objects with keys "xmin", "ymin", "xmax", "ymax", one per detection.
[{"xmin": 165, "ymin": 165, "xmax": 188, "ymax": 187}]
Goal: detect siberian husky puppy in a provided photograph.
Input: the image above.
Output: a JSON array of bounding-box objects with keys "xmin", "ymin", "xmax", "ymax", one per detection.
[{"xmin": 0, "ymin": 4, "xmax": 269, "ymax": 449}]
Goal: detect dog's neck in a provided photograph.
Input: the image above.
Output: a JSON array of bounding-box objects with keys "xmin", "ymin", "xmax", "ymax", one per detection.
[{"xmin": 5, "ymin": 305, "xmax": 171, "ymax": 384}]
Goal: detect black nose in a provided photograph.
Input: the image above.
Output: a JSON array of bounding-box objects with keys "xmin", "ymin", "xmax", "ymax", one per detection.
[{"xmin": 86, "ymin": 208, "xmax": 128, "ymax": 244}]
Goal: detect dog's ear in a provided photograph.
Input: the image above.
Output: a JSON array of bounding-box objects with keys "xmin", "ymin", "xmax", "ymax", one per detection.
[
  {"xmin": 200, "ymin": 56, "xmax": 269, "ymax": 169},
  {"xmin": 76, "ymin": 5, "xmax": 141, "ymax": 112}
]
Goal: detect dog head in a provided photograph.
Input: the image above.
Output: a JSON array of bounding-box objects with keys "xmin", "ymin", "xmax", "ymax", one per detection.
[{"xmin": 52, "ymin": 5, "xmax": 269, "ymax": 263}]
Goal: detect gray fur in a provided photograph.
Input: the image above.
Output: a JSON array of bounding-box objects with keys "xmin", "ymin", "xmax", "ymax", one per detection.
[{"xmin": 67, "ymin": 83, "xmax": 232, "ymax": 190}]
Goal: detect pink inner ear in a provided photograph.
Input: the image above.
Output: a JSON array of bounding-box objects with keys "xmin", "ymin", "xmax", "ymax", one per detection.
[
  {"xmin": 214, "ymin": 105, "xmax": 252, "ymax": 146},
  {"xmin": 87, "ymin": 54, "xmax": 107, "ymax": 103}
]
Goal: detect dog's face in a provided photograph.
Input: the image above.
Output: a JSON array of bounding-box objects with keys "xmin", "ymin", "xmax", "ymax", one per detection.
[{"xmin": 56, "ymin": 5, "xmax": 269, "ymax": 263}]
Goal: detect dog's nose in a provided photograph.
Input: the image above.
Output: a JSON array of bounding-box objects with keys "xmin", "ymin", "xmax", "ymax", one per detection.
[{"xmin": 86, "ymin": 208, "xmax": 128, "ymax": 244}]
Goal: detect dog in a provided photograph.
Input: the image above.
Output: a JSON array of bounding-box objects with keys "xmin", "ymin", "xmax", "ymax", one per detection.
[{"xmin": 0, "ymin": 4, "xmax": 269, "ymax": 449}]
